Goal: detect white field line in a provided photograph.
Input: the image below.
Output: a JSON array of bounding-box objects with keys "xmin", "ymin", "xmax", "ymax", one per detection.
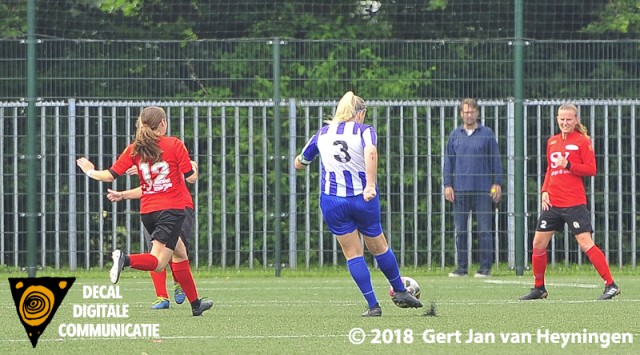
[
  {"xmin": 5, "ymin": 329, "xmax": 640, "ymax": 344},
  {"xmin": 484, "ymin": 279, "xmax": 599, "ymax": 288},
  {"xmin": 3, "ymin": 298, "xmax": 639, "ymax": 313},
  {"xmin": 2, "ymin": 334, "xmax": 347, "ymax": 344}
]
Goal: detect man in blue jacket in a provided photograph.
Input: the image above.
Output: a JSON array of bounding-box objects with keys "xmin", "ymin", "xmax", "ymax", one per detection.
[{"xmin": 443, "ymin": 98, "xmax": 503, "ymax": 278}]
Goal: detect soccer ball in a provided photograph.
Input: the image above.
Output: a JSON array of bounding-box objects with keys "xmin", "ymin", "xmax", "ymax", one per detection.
[{"xmin": 389, "ymin": 276, "xmax": 421, "ymax": 299}]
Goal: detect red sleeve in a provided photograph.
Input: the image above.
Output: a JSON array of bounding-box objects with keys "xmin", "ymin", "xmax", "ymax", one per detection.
[
  {"xmin": 173, "ymin": 138, "xmax": 193, "ymax": 174},
  {"xmin": 541, "ymin": 138, "xmax": 552, "ymax": 192},
  {"xmin": 568, "ymin": 137, "xmax": 596, "ymax": 177},
  {"xmin": 110, "ymin": 145, "xmax": 135, "ymax": 176}
]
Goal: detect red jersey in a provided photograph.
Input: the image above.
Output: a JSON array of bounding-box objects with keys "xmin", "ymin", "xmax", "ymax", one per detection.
[
  {"xmin": 541, "ymin": 130, "xmax": 596, "ymax": 207},
  {"xmin": 110, "ymin": 136, "xmax": 193, "ymax": 213}
]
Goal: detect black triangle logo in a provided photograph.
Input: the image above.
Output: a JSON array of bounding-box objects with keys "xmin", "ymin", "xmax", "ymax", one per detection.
[{"xmin": 8, "ymin": 277, "xmax": 76, "ymax": 348}]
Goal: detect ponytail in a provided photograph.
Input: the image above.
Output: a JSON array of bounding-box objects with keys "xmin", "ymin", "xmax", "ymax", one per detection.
[
  {"xmin": 132, "ymin": 106, "xmax": 165, "ymax": 163},
  {"xmin": 575, "ymin": 122, "xmax": 590, "ymax": 138},
  {"xmin": 327, "ymin": 91, "xmax": 366, "ymax": 124}
]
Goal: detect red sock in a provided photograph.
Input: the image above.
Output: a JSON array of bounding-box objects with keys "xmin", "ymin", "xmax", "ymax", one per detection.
[
  {"xmin": 129, "ymin": 253, "xmax": 159, "ymax": 271},
  {"xmin": 586, "ymin": 245, "xmax": 614, "ymax": 286},
  {"xmin": 171, "ymin": 260, "xmax": 198, "ymax": 303},
  {"xmin": 532, "ymin": 248, "xmax": 547, "ymax": 288},
  {"xmin": 150, "ymin": 269, "xmax": 169, "ymax": 299}
]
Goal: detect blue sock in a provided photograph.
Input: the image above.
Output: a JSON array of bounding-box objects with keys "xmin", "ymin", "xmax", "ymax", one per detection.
[
  {"xmin": 374, "ymin": 248, "xmax": 406, "ymax": 292},
  {"xmin": 347, "ymin": 256, "xmax": 378, "ymax": 308}
]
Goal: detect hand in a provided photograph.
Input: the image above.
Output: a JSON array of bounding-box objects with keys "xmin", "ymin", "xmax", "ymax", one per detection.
[
  {"xmin": 490, "ymin": 184, "xmax": 502, "ymax": 204},
  {"xmin": 363, "ymin": 185, "xmax": 376, "ymax": 202},
  {"xmin": 76, "ymin": 157, "xmax": 95, "ymax": 175},
  {"xmin": 190, "ymin": 160, "xmax": 198, "ymax": 172},
  {"xmin": 444, "ymin": 186, "xmax": 454, "ymax": 202},
  {"xmin": 541, "ymin": 191, "xmax": 551, "ymax": 211},
  {"xmin": 125, "ymin": 166, "xmax": 138, "ymax": 176},
  {"xmin": 556, "ymin": 156, "xmax": 569, "ymax": 169},
  {"xmin": 106, "ymin": 188, "xmax": 124, "ymax": 202}
]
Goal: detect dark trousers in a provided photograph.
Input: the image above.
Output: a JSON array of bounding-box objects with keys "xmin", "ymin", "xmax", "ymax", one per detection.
[{"xmin": 453, "ymin": 192, "xmax": 494, "ymax": 271}]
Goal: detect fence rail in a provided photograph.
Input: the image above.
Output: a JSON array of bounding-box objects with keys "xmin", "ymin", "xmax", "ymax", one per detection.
[
  {"xmin": 2, "ymin": 39, "xmax": 640, "ymax": 100},
  {"xmin": 1, "ymin": 99, "xmax": 638, "ymax": 270}
]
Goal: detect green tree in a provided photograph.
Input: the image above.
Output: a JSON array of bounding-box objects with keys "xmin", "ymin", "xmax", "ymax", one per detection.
[
  {"xmin": 582, "ymin": 0, "xmax": 640, "ymax": 36},
  {"xmin": 0, "ymin": 1, "xmax": 26, "ymax": 38}
]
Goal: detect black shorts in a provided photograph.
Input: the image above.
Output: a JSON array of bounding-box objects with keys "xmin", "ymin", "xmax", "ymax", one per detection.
[
  {"xmin": 535, "ymin": 205, "xmax": 593, "ymax": 234},
  {"xmin": 141, "ymin": 209, "xmax": 186, "ymax": 251},
  {"xmin": 143, "ymin": 207, "xmax": 193, "ymax": 253}
]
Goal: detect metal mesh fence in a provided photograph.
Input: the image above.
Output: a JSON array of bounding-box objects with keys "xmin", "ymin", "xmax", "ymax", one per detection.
[
  {"xmin": 2, "ymin": 39, "xmax": 640, "ymax": 101},
  {"xmin": 1, "ymin": 99, "xmax": 638, "ymax": 270}
]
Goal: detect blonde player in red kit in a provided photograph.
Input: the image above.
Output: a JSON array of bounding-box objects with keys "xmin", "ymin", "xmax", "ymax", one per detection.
[
  {"xmin": 77, "ymin": 106, "xmax": 213, "ymax": 316},
  {"xmin": 520, "ymin": 103, "xmax": 620, "ymax": 301}
]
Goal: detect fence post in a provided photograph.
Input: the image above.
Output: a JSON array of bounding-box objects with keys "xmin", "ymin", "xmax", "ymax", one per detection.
[
  {"xmin": 272, "ymin": 38, "xmax": 283, "ymax": 276},
  {"xmin": 507, "ymin": 99, "xmax": 515, "ymax": 270},
  {"xmin": 25, "ymin": 0, "xmax": 39, "ymax": 277},
  {"xmin": 513, "ymin": 0, "xmax": 526, "ymax": 276},
  {"xmin": 288, "ymin": 99, "xmax": 298, "ymax": 269},
  {"xmin": 68, "ymin": 99, "xmax": 78, "ymax": 269}
]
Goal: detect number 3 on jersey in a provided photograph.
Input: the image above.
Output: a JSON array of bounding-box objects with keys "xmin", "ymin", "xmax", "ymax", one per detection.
[
  {"xmin": 333, "ymin": 140, "xmax": 351, "ymax": 163},
  {"xmin": 139, "ymin": 161, "xmax": 173, "ymax": 193}
]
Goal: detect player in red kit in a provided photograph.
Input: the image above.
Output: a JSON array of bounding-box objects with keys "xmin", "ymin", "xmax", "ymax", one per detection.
[
  {"xmin": 77, "ymin": 106, "xmax": 213, "ymax": 316},
  {"xmin": 520, "ymin": 103, "xmax": 620, "ymax": 301},
  {"xmin": 106, "ymin": 163, "xmax": 196, "ymax": 310}
]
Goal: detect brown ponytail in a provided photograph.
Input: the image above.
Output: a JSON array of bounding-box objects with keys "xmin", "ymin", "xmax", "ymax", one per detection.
[{"xmin": 132, "ymin": 106, "xmax": 166, "ymax": 163}]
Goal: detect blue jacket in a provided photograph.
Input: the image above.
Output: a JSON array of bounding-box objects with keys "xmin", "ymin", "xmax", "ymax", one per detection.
[{"xmin": 443, "ymin": 124, "xmax": 503, "ymax": 192}]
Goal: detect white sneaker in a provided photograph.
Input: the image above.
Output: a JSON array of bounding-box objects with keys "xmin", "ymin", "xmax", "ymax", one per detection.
[
  {"xmin": 109, "ymin": 250, "xmax": 125, "ymax": 284},
  {"xmin": 474, "ymin": 271, "xmax": 491, "ymax": 278},
  {"xmin": 448, "ymin": 269, "xmax": 468, "ymax": 277}
]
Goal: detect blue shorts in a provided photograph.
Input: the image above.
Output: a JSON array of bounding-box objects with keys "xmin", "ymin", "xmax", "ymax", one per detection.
[{"xmin": 320, "ymin": 193, "xmax": 383, "ymax": 237}]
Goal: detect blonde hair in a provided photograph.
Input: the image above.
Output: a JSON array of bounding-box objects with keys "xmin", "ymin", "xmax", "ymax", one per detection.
[
  {"xmin": 558, "ymin": 103, "xmax": 589, "ymax": 138},
  {"xmin": 327, "ymin": 91, "xmax": 367, "ymax": 124},
  {"xmin": 132, "ymin": 106, "xmax": 165, "ymax": 163}
]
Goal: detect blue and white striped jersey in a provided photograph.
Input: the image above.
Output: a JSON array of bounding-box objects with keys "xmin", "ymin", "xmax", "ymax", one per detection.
[{"xmin": 298, "ymin": 121, "xmax": 377, "ymax": 197}]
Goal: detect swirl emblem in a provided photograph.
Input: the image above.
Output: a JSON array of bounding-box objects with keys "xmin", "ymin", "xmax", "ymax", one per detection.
[
  {"xmin": 19, "ymin": 285, "xmax": 55, "ymax": 327},
  {"xmin": 9, "ymin": 277, "xmax": 76, "ymax": 348}
]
